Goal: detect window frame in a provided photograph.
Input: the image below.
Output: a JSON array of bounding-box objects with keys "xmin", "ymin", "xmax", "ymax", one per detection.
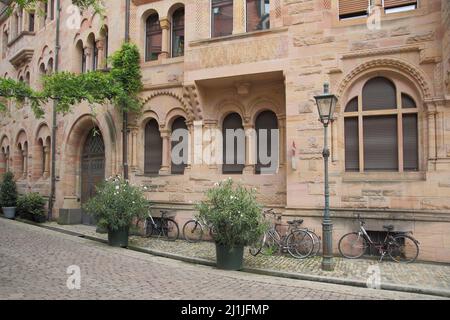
[
  {"xmin": 145, "ymin": 13, "xmax": 162, "ymax": 62},
  {"xmin": 343, "ymin": 76, "xmax": 420, "ymax": 173},
  {"xmin": 245, "ymin": 0, "xmax": 271, "ymax": 33},
  {"xmin": 210, "ymin": 0, "xmax": 234, "ymax": 38}
]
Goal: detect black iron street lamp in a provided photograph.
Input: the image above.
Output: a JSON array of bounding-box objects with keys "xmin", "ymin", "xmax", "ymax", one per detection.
[{"xmin": 314, "ymin": 83, "xmax": 338, "ymax": 271}]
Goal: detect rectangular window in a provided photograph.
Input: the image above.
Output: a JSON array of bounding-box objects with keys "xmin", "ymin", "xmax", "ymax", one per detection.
[
  {"xmin": 363, "ymin": 115, "xmax": 398, "ymax": 171},
  {"xmin": 384, "ymin": 0, "xmax": 417, "ymax": 14},
  {"xmin": 29, "ymin": 13, "xmax": 35, "ymax": 32},
  {"xmin": 339, "ymin": 0, "xmax": 369, "ymax": 19},
  {"xmin": 403, "ymin": 114, "xmax": 418, "ymax": 171},
  {"xmin": 345, "ymin": 117, "xmax": 360, "ymax": 172},
  {"xmin": 246, "ymin": 0, "xmax": 270, "ymax": 32},
  {"xmin": 212, "ymin": 0, "xmax": 233, "ymax": 37}
]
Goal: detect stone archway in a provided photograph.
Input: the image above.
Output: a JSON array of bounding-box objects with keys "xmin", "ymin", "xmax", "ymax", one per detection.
[{"xmin": 80, "ymin": 128, "xmax": 105, "ymax": 225}]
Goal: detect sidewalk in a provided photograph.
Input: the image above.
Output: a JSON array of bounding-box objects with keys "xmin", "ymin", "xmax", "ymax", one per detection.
[{"xmin": 34, "ymin": 221, "xmax": 450, "ymax": 298}]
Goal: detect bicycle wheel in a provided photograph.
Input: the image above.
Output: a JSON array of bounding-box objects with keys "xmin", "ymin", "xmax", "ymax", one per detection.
[
  {"xmin": 338, "ymin": 232, "xmax": 367, "ymax": 259},
  {"xmin": 388, "ymin": 234, "xmax": 419, "ymax": 263},
  {"xmin": 309, "ymin": 230, "xmax": 321, "ymax": 256},
  {"xmin": 162, "ymin": 218, "xmax": 180, "ymax": 241},
  {"xmin": 261, "ymin": 231, "xmax": 280, "ymax": 256},
  {"xmin": 144, "ymin": 218, "xmax": 155, "ymax": 238},
  {"xmin": 249, "ymin": 233, "xmax": 266, "ymax": 256},
  {"xmin": 183, "ymin": 220, "xmax": 204, "ymax": 243},
  {"xmin": 286, "ymin": 230, "xmax": 314, "ymax": 259}
]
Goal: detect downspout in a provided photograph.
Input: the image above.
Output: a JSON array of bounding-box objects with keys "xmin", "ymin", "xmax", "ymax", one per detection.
[
  {"xmin": 48, "ymin": 0, "xmax": 61, "ymax": 220},
  {"xmin": 123, "ymin": 0, "xmax": 130, "ymax": 180}
]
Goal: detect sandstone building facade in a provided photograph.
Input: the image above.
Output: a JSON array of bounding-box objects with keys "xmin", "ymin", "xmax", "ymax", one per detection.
[{"xmin": 1, "ymin": 0, "xmax": 449, "ymax": 262}]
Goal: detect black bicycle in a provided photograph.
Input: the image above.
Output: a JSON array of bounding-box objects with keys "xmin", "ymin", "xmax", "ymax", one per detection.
[
  {"xmin": 338, "ymin": 214, "xmax": 420, "ymax": 263},
  {"xmin": 145, "ymin": 210, "xmax": 179, "ymax": 241}
]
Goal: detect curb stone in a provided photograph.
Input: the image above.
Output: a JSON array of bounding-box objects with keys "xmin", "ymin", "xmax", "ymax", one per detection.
[{"xmin": 4, "ymin": 216, "xmax": 450, "ymax": 299}]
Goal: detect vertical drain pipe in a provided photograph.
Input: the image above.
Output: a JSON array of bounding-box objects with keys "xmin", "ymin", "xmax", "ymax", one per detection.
[
  {"xmin": 123, "ymin": 0, "xmax": 130, "ymax": 180},
  {"xmin": 48, "ymin": 0, "xmax": 61, "ymax": 220}
]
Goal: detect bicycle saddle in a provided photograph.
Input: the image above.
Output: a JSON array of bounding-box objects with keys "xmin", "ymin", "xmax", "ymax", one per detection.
[
  {"xmin": 383, "ymin": 225, "xmax": 394, "ymax": 231},
  {"xmin": 287, "ymin": 219, "xmax": 304, "ymax": 225}
]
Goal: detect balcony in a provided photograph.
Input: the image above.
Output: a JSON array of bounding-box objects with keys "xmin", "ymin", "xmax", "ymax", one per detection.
[{"xmin": 7, "ymin": 31, "xmax": 35, "ymax": 68}]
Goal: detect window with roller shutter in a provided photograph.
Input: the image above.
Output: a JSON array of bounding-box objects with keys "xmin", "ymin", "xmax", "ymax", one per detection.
[
  {"xmin": 344, "ymin": 77, "xmax": 419, "ymax": 172},
  {"xmin": 339, "ymin": 0, "xmax": 369, "ymax": 19}
]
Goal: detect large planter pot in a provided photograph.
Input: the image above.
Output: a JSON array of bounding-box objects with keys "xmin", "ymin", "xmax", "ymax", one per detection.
[
  {"xmin": 215, "ymin": 243, "xmax": 244, "ymax": 271},
  {"xmin": 33, "ymin": 215, "xmax": 46, "ymax": 223},
  {"xmin": 2, "ymin": 207, "xmax": 16, "ymax": 220},
  {"xmin": 107, "ymin": 227, "xmax": 129, "ymax": 248}
]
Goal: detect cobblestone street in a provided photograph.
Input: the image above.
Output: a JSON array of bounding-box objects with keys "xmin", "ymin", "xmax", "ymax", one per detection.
[
  {"xmin": 0, "ymin": 219, "xmax": 445, "ymax": 300},
  {"xmin": 44, "ymin": 221, "xmax": 450, "ymax": 294}
]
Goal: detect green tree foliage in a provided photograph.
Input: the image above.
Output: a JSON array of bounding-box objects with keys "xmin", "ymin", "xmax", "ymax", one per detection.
[
  {"xmin": 4, "ymin": 0, "xmax": 104, "ymax": 17},
  {"xmin": 0, "ymin": 42, "xmax": 143, "ymax": 118}
]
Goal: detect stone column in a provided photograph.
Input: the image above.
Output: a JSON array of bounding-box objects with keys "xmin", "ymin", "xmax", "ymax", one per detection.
[
  {"xmin": 204, "ymin": 120, "xmax": 219, "ymax": 171},
  {"xmin": 244, "ymin": 123, "xmax": 255, "ymax": 175},
  {"xmin": 159, "ymin": 129, "xmax": 171, "ymax": 175},
  {"xmin": 159, "ymin": 18, "xmax": 170, "ymax": 59},
  {"xmin": 129, "ymin": 126, "xmax": 138, "ymax": 172},
  {"xmin": 22, "ymin": 149, "xmax": 28, "ymax": 179},
  {"xmin": 84, "ymin": 47, "xmax": 92, "ymax": 72},
  {"xmin": 96, "ymin": 40, "xmax": 105, "ymax": 69},
  {"xmin": 184, "ymin": 121, "xmax": 194, "ymax": 173},
  {"xmin": 233, "ymin": 0, "xmax": 246, "ymax": 34},
  {"xmin": 43, "ymin": 145, "xmax": 50, "ymax": 178},
  {"xmin": 278, "ymin": 115, "xmax": 286, "ymax": 168}
]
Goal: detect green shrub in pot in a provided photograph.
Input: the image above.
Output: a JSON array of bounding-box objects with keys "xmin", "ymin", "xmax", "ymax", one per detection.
[
  {"xmin": 195, "ymin": 178, "xmax": 268, "ymax": 270},
  {"xmin": 0, "ymin": 171, "xmax": 18, "ymax": 219},
  {"xmin": 83, "ymin": 175, "xmax": 149, "ymax": 247},
  {"xmin": 17, "ymin": 192, "xmax": 47, "ymax": 222}
]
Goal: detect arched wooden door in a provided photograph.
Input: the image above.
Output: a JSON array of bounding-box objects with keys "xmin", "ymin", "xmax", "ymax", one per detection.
[{"xmin": 81, "ymin": 129, "xmax": 105, "ymax": 225}]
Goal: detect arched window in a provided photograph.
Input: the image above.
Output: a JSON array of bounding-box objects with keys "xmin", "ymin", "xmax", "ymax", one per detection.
[
  {"xmin": 222, "ymin": 113, "xmax": 245, "ymax": 174},
  {"xmin": 87, "ymin": 34, "xmax": 97, "ymax": 71},
  {"xmin": 50, "ymin": 0, "xmax": 55, "ymax": 20},
  {"xmin": 255, "ymin": 111, "xmax": 278, "ymax": 174},
  {"xmin": 144, "ymin": 119, "xmax": 162, "ymax": 175},
  {"xmin": 246, "ymin": 0, "xmax": 270, "ymax": 32},
  {"xmin": 171, "ymin": 117, "xmax": 188, "ymax": 175},
  {"xmin": 212, "ymin": 0, "xmax": 233, "ymax": 38},
  {"xmin": 47, "ymin": 58, "xmax": 54, "ymax": 74},
  {"xmin": 145, "ymin": 13, "xmax": 162, "ymax": 62},
  {"xmin": 25, "ymin": 72, "xmax": 30, "ymax": 85},
  {"xmin": 344, "ymin": 77, "xmax": 419, "ymax": 172},
  {"xmin": 29, "ymin": 12, "xmax": 35, "ymax": 32},
  {"xmin": 101, "ymin": 26, "xmax": 109, "ymax": 68},
  {"xmin": 171, "ymin": 7, "xmax": 185, "ymax": 58}
]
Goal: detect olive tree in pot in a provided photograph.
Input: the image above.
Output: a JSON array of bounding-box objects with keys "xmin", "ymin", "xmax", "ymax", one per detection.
[
  {"xmin": 17, "ymin": 192, "xmax": 47, "ymax": 223},
  {"xmin": 83, "ymin": 176, "xmax": 149, "ymax": 248},
  {"xmin": 0, "ymin": 172, "xmax": 18, "ymax": 219},
  {"xmin": 196, "ymin": 178, "xmax": 268, "ymax": 271}
]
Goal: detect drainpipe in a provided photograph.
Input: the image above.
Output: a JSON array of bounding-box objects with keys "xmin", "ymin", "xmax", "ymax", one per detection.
[
  {"xmin": 123, "ymin": 0, "xmax": 130, "ymax": 180},
  {"xmin": 48, "ymin": 0, "xmax": 61, "ymax": 220}
]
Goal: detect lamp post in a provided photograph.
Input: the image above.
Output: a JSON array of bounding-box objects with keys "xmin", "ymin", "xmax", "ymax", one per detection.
[{"xmin": 314, "ymin": 83, "xmax": 338, "ymax": 271}]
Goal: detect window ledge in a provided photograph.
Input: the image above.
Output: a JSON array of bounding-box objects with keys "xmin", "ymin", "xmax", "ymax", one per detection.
[
  {"xmin": 141, "ymin": 56, "xmax": 184, "ymax": 67},
  {"xmin": 342, "ymin": 171, "xmax": 426, "ymax": 183},
  {"xmin": 190, "ymin": 27, "xmax": 288, "ymax": 47}
]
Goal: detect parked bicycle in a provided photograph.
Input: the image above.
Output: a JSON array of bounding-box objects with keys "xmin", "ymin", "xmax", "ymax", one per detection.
[
  {"xmin": 338, "ymin": 214, "xmax": 420, "ymax": 263},
  {"xmin": 249, "ymin": 209, "xmax": 315, "ymax": 259},
  {"xmin": 145, "ymin": 210, "xmax": 180, "ymax": 241},
  {"xmin": 182, "ymin": 218, "xmax": 214, "ymax": 243}
]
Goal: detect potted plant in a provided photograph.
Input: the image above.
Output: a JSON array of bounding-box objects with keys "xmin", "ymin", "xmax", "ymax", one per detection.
[
  {"xmin": 196, "ymin": 178, "xmax": 268, "ymax": 271},
  {"xmin": 0, "ymin": 172, "xmax": 18, "ymax": 219},
  {"xmin": 83, "ymin": 175, "xmax": 149, "ymax": 248},
  {"xmin": 17, "ymin": 192, "xmax": 47, "ymax": 223}
]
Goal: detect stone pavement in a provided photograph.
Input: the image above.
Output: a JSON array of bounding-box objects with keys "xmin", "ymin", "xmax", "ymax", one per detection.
[
  {"xmin": 0, "ymin": 218, "xmax": 444, "ymax": 300},
  {"xmin": 38, "ymin": 221, "xmax": 450, "ymax": 297}
]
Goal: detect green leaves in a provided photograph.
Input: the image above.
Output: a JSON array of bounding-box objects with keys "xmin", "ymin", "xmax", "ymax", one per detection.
[
  {"xmin": 83, "ymin": 176, "xmax": 149, "ymax": 231},
  {"xmin": 196, "ymin": 178, "xmax": 268, "ymax": 247},
  {"xmin": 0, "ymin": 172, "xmax": 18, "ymax": 208},
  {"xmin": 0, "ymin": 42, "xmax": 143, "ymax": 118}
]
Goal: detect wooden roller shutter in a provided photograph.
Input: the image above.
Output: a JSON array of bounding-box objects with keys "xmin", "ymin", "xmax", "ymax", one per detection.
[
  {"xmin": 363, "ymin": 115, "xmax": 398, "ymax": 171},
  {"xmin": 144, "ymin": 119, "xmax": 162, "ymax": 175},
  {"xmin": 345, "ymin": 117, "xmax": 360, "ymax": 172},
  {"xmin": 255, "ymin": 111, "xmax": 279, "ymax": 175},
  {"xmin": 363, "ymin": 77, "xmax": 397, "ymax": 111},
  {"xmin": 222, "ymin": 113, "xmax": 245, "ymax": 174},
  {"xmin": 339, "ymin": 0, "xmax": 368, "ymax": 17},
  {"xmin": 403, "ymin": 114, "xmax": 418, "ymax": 171},
  {"xmin": 384, "ymin": 0, "xmax": 417, "ymax": 9}
]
